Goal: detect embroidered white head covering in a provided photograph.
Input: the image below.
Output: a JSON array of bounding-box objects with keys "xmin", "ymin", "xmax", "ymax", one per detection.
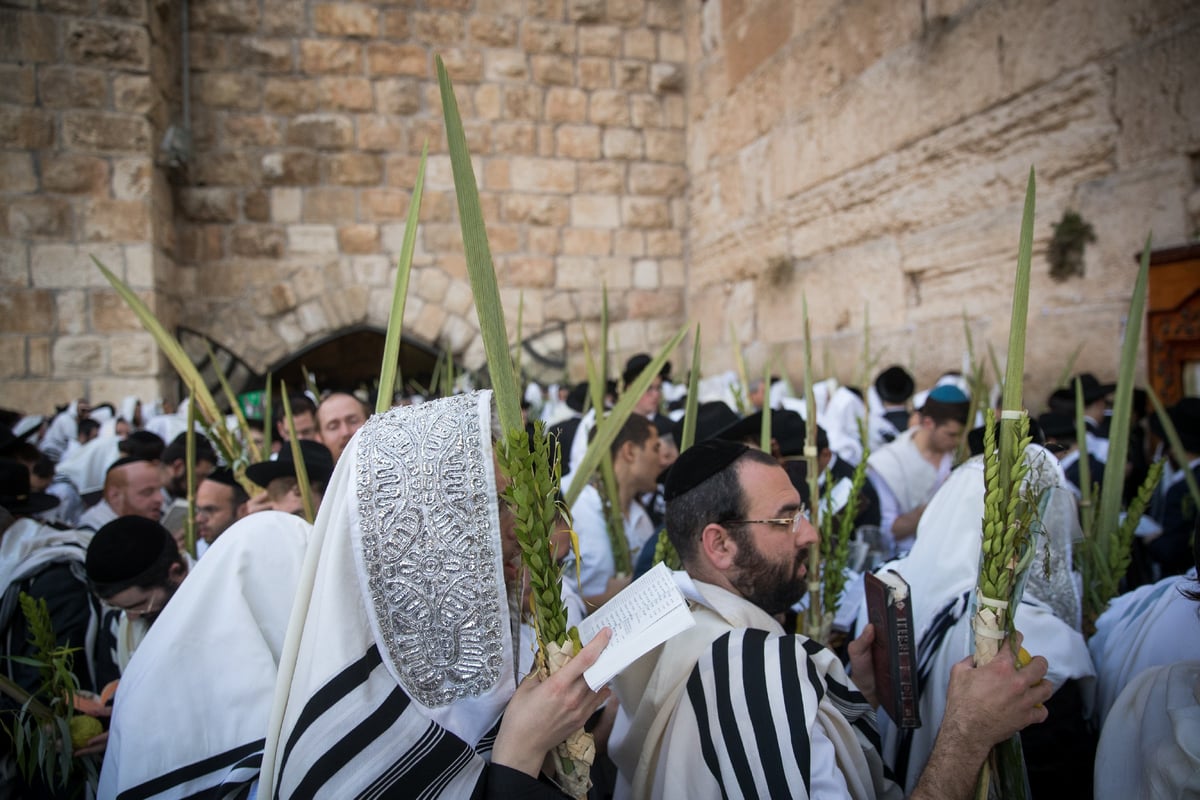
[
  {"xmin": 350, "ymin": 390, "xmax": 515, "ymax": 719},
  {"xmin": 262, "ymin": 390, "xmax": 519, "ymax": 800}
]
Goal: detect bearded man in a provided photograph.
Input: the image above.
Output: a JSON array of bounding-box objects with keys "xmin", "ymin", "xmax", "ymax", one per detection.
[{"xmin": 610, "ymin": 440, "xmax": 1054, "ymax": 800}]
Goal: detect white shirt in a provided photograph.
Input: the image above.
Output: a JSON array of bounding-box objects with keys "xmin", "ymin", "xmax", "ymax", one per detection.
[{"xmin": 565, "ymin": 482, "xmax": 656, "ymax": 598}]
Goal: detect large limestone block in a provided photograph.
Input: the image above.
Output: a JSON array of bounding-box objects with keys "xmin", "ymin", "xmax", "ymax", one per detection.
[
  {"xmin": 1112, "ymin": 22, "xmax": 1200, "ymax": 166},
  {"xmin": 108, "ymin": 333, "xmax": 157, "ymax": 376},
  {"xmin": 0, "ymin": 380, "xmax": 87, "ymax": 414},
  {"xmin": 52, "ymin": 335, "xmax": 106, "ymax": 375}
]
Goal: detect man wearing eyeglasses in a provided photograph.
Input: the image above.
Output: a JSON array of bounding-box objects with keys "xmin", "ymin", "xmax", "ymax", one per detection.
[
  {"xmin": 609, "ymin": 440, "xmax": 1054, "ymax": 800},
  {"xmin": 86, "ymin": 516, "xmax": 189, "ymax": 673}
]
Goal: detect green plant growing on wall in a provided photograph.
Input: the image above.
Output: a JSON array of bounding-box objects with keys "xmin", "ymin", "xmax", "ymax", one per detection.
[{"xmin": 1047, "ymin": 210, "xmax": 1096, "ymax": 281}]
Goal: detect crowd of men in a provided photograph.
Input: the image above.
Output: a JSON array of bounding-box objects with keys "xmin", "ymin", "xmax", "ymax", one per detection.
[{"xmin": 0, "ymin": 353, "xmax": 1196, "ymax": 798}]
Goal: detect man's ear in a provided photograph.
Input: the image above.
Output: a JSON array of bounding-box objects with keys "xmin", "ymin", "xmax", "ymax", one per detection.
[
  {"xmin": 700, "ymin": 523, "xmax": 738, "ymax": 571},
  {"xmin": 617, "ymin": 440, "xmax": 637, "ymax": 465},
  {"xmin": 167, "ymin": 560, "xmax": 187, "ymax": 584}
]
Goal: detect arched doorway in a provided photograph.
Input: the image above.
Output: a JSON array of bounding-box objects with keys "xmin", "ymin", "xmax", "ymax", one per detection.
[
  {"xmin": 178, "ymin": 326, "xmax": 452, "ymax": 412},
  {"xmin": 269, "ymin": 326, "xmax": 445, "ymax": 401}
]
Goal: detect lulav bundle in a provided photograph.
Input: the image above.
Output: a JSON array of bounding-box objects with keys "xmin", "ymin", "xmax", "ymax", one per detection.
[{"xmin": 975, "ymin": 409, "xmax": 1037, "ymax": 661}]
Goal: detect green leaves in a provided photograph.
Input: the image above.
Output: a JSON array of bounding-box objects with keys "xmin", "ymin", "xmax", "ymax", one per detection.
[
  {"xmin": 1079, "ymin": 237, "xmax": 1156, "ymax": 630},
  {"xmin": 0, "ymin": 593, "xmax": 92, "ymax": 792},
  {"xmin": 378, "ymin": 142, "xmax": 428, "ymax": 414},
  {"xmin": 564, "ymin": 324, "xmax": 688, "ymax": 508},
  {"xmin": 497, "ymin": 424, "xmax": 569, "ymax": 649},
  {"xmin": 437, "ymin": 55, "xmax": 522, "ymax": 434},
  {"xmin": 280, "ymin": 384, "xmax": 316, "ymax": 524}
]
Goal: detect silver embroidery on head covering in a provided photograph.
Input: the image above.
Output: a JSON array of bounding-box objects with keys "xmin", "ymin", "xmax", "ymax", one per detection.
[
  {"xmin": 1022, "ymin": 446, "xmax": 1085, "ymax": 630},
  {"xmin": 353, "ymin": 391, "xmax": 507, "ymax": 708}
]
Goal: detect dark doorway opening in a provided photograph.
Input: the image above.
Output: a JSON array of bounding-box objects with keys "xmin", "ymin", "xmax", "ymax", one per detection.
[
  {"xmin": 269, "ymin": 326, "xmax": 444, "ymax": 401},
  {"xmin": 178, "ymin": 326, "xmax": 451, "ymax": 413}
]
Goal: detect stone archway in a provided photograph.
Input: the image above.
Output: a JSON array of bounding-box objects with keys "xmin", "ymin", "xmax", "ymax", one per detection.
[
  {"xmin": 182, "ymin": 255, "xmax": 491, "ymax": 391},
  {"xmin": 269, "ymin": 326, "xmax": 443, "ymax": 398}
]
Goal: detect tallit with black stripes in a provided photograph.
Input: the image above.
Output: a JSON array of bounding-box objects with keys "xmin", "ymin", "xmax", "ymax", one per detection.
[
  {"xmin": 97, "ymin": 511, "xmax": 311, "ymax": 799},
  {"xmin": 268, "ymin": 392, "xmax": 521, "ymax": 798},
  {"xmin": 612, "ymin": 577, "xmax": 902, "ymax": 799}
]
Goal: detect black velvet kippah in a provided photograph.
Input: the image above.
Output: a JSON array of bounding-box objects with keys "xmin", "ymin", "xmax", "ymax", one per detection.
[
  {"xmin": 86, "ymin": 516, "xmax": 170, "ymax": 585},
  {"xmin": 663, "ymin": 440, "xmax": 748, "ymax": 502},
  {"xmin": 205, "ymin": 467, "xmax": 240, "ymax": 489}
]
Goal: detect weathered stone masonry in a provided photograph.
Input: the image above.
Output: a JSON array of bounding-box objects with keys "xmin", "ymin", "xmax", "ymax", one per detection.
[{"xmin": 2, "ymin": 0, "xmax": 1198, "ymax": 411}]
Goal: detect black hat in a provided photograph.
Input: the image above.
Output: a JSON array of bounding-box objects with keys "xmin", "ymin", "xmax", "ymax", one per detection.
[
  {"xmin": 1037, "ymin": 412, "xmax": 1077, "ymax": 441},
  {"xmin": 669, "ymin": 401, "xmax": 739, "ymax": 447},
  {"xmin": 0, "ymin": 458, "xmax": 59, "ymax": 515},
  {"xmin": 0, "ymin": 426, "xmax": 17, "ymax": 457},
  {"xmin": 203, "ymin": 467, "xmax": 242, "ymax": 490},
  {"xmin": 566, "ymin": 382, "xmax": 590, "ymax": 414},
  {"xmin": 652, "ymin": 415, "xmax": 677, "ymax": 442},
  {"xmin": 664, "ymin": 440, "xmax": 748, "ymax": 502},
  {"xmin": 245, "ymin": 440, "xmax": 334, "ymax": 488},
  {"xmin": 966, "ymin": 416, "xmax": 1046, "ymax": 457},
  {"xmin": 1149, "ymin": 397, "xmax": 1200, "ymax": 454},
  {"xmin": 622, "ymin": 353, "xmax": 669, "ymax": 390},
  {"xmin": 1049, "ymin": 373, "xmax": 1116, "ymax": 409},
  {"xmin": 875, "ymin": 366, "xmax": 915, "ymax": 404},
  {"xmin": 86, "ymin": 516, "xmax": 172, "ymax": 586},
  {"xmin": 716, "ymin": 409, "xmax": 823, "ymax": 458}
]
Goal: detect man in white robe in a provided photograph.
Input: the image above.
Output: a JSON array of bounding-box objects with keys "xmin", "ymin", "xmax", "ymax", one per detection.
[
  {"xmin": 864, "ymin": 445, "xmax": 1096, "ymax": 795},
  {"xmin": 866, "ymin": 385, "xmax": 969, "ymax": 556},
  {"xmin": 611, "ymin": 440, "xmax": 1054, "ymax": 800},
  {"xmin": 103, "ymin": 392, "xmax": 613, "ymax": 799}
]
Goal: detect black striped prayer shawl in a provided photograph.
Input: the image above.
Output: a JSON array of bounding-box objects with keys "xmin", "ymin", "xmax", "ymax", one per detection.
[{"xmin": 612, "ymin": 579, "xmax": 902, "ymax": 799}]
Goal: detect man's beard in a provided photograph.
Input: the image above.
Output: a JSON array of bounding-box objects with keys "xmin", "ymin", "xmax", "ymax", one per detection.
[{"xmin": 729, "ymin": 537, "xmax": 809, "ymax": 616}]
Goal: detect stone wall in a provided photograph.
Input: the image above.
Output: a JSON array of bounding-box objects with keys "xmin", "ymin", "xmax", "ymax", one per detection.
[
  {"xmin": 1, "ymin": 0, "xmax": 179, "ymax": 412},
  {"xmin": 2, "ymin": 0, "xmax": 1197, "ymax": 414},
  {"xmin": 170, "ymin": 0, "xmax": 689, "ymax": 385},
  {"xmin": 685, "ymin": 0, "xmax": 1200, "ymax": 403}
]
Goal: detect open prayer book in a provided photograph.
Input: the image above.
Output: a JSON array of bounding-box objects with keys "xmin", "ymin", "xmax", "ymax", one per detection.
[{"xmin": 577, "ymin": 562, "xmax": 695, "ymax": 690}]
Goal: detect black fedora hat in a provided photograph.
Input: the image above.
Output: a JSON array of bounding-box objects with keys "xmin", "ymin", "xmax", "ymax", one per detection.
[
  {"xmin": 875, "ymin": 366, "xmax": 915, "ymax": 405},
  {"xmin": 0, "ymin": 458, "xmax": 60, "ymax": 515},
  {"xmin": 714, "ymin": 409, "xmax": 799, "ymax": 454},
  {"xmin": 669, "ymin": 401, "xmax": 740, "ymax": 448},
  {"xmin": 245, "ymin": 440, "xmax": 334, "ymax": 489},
  {"xmin": 1149, "ymin": 396, "xmax": 1200, "ymax": 454},
  {"xmin": 1050, "ymin": 373, "xmax": 1116, "ymax": 409}
]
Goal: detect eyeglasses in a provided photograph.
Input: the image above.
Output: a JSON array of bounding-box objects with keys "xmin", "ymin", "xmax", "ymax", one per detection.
[
  {"xmin": 725, "ymin": 507, "xmax": 809, "ymax": 533},
  {"xmin": 109, "ymin": 594, "xmax": 157, "ymax": 617}
]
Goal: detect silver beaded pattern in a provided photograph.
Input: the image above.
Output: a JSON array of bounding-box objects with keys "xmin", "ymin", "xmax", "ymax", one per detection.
[{"xmin": 354, "ymin": 392, "xmax": 506, "ymax": 707}]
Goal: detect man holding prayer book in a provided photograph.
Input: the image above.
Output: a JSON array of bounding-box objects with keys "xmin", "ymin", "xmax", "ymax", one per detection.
[{"xmin": 610, "ymin": 440, "xmax": 1053, "ymax": 799}]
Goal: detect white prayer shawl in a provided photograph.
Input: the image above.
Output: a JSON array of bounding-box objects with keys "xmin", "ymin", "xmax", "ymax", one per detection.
[
  {"xmin": 268, "ymin": 391, "xmax": 519, "ymax": 799},
  {"xmin": 78, "ymin": 498, "xmax": 118, "ymax": 532},
  {"xmin": 0, "ymin": 518, "xmax": 101, "ymax": 708},
  {"xmin": 1094, "ymin": 661, "xmax": 1200, "ymax": 799},
  {"xmin": 98, "ymin": 511, "xmax": 310, "ymax": 799},
  {"xmin": 866, "ymin": 429, "xmax": 945, "ymax": 516},
  {"xmin": 696, "ymin": 370, "xmax": 741, "ymax": 410},
  {"xmin": 39, "ymin": 402, "xmax": 80, "ymax": 461},
  {"xmin": 566, "ymin": 407, "xmax": 597, "ymax": 478},
  {"xmin": 862, "ymin": 449, "xmax": 1095, "ymax": 792},
  {"xmin": 144, "ymin": 399, "xmax": 190, "ymax": 445},
  {"xmin": 56, "ymin": 433, "xmax": 122, "ymax": 495},
  {"xmin": 112, "ymin": 612, "xmax": 149, "ymax": 673},
  {"xmin": 821, "ymin": 386, "xmax": 866, "ymax": 466},
  {"xmin": 0, "ymin": 517, "xmax": 93, "ymax": 600},
  {"xmin": 119, "ymin": 395, "xmax": 141, "ymax": 428},
  {"xmin": 611, "ymin": 579, "xmax": 900, "ymax": 800},
  {"xmin": 1088, "ymin": 569, "xmax": 1200, "ymax": 726}
]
